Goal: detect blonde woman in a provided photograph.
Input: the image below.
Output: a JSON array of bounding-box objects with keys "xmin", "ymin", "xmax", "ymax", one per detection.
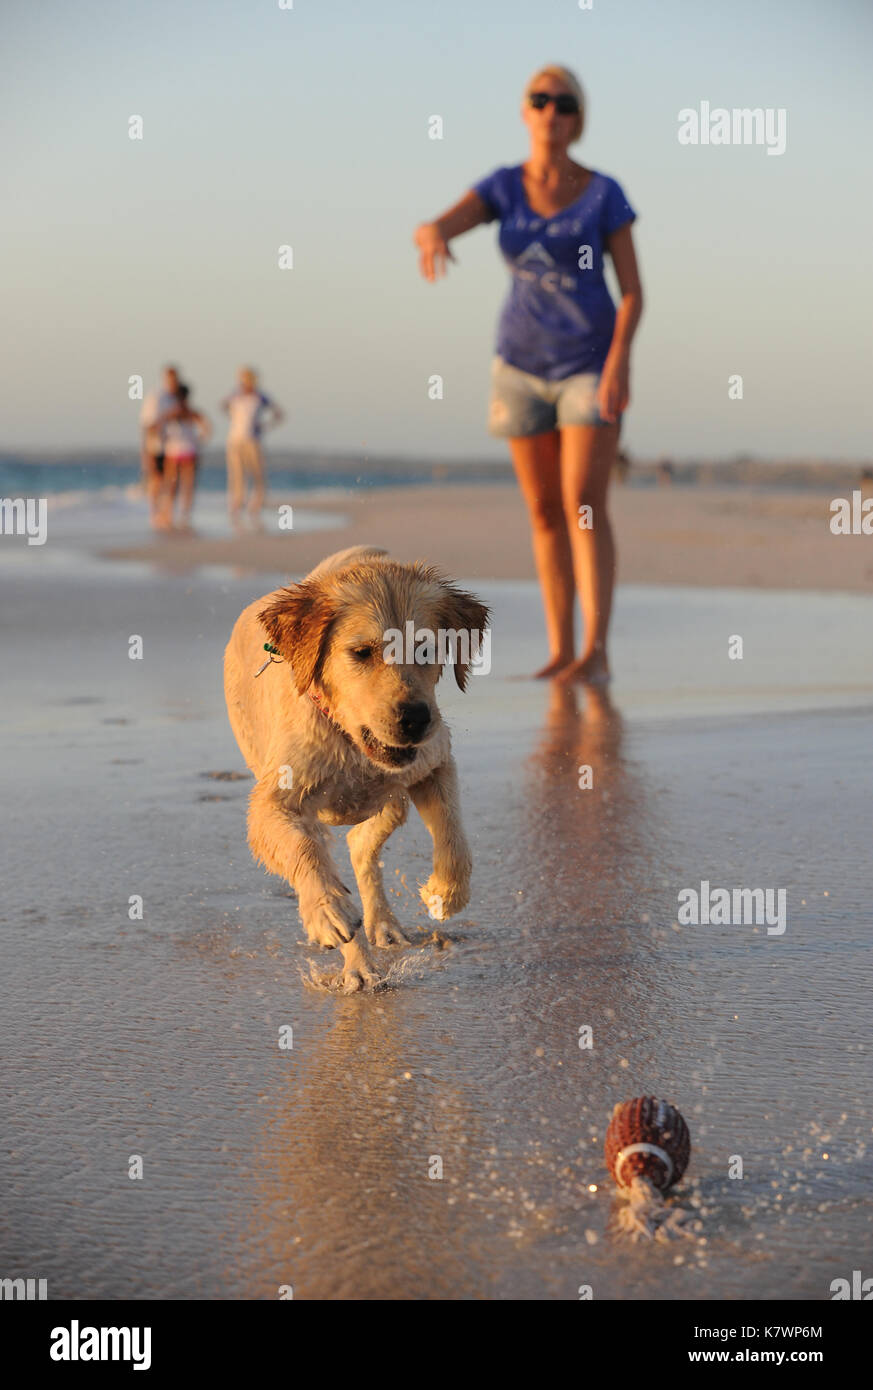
[{"xmin": 414, "ymin": 65, "xmax": 642, "ymax": 684}]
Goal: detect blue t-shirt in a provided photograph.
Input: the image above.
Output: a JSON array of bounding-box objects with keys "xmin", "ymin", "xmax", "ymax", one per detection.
[{"xmin": 472, "ymin": 164, "xmax": 636, "ymax": 379}]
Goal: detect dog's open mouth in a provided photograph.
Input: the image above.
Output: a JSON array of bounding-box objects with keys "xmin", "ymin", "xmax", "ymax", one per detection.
[{"xmin": 360, "ymin": 727, "xmax": 420, "ymax": 768}]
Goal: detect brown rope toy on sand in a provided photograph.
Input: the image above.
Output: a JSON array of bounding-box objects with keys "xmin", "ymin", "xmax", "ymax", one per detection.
[{"xmin": 604, "ymin": 1097, "xmax": 697, "ymax": 1242}]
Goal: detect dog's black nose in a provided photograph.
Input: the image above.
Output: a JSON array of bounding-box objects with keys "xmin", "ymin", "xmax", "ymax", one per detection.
[{"xmin": 397, "ymin": 701, "xmax": 431, "ymax": 741}]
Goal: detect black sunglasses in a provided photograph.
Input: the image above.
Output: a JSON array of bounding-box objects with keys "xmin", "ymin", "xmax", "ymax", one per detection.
[{"xmin": 528, "ymin": 91, "xmax": 580, "ymax": 115}]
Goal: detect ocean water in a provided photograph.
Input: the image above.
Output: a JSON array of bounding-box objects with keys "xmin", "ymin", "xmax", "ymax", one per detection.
[
  {"xmin": 1, "ymin": 556, "xmax": 871, "ymax": 1299},
  {"xmin": 0, "ymin": 453, "xmax": 506, "ymax": 506},
  {"xmin": 0, "ymin": 454, "xmax": 505, "ymax": 556},
  {"xmin": 0, "ymin": 461, "xmax": 351, "ymax": 551}
]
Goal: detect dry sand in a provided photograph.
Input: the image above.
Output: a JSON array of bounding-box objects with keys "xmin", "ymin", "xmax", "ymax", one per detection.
[{"xmin": 101, "ymin": 483, "xmax": 873, "ymax": 590}]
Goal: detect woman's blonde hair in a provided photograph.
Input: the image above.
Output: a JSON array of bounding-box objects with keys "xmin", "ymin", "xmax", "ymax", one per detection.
[{"xmin": 523, "ymin": 64, "xmax": 586, "ymax": 142}]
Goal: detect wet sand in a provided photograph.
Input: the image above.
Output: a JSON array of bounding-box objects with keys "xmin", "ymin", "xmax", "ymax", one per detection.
[{"xmin": 2, "ymin": 546, "xmax": 871, "ymax": 1299}]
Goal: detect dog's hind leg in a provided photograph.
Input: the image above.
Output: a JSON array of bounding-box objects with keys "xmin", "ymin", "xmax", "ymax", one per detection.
[{"xmin": 347, "ymin": 794, "xmax": 411, "ymax": 948}]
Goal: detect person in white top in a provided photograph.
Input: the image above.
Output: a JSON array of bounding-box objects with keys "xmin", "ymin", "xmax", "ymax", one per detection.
[
  {"xmin": 155, "ymin": 384, "xmax": 211, "ymax": 531},
  {"xmin": 220, "ymin": 366, "xmax": 284, "ymax": 526},
  {"xmin": 140, "ymin": 364, "xmax": 181, "ymax": 530}
]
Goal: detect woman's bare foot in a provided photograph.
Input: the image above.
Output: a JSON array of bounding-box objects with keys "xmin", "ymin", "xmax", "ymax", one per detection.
[
  {"xmin": 555, "ymin": 649, "xmax": 611, "ymax": 686},
  {"xmin": 532, "ymin": 654, "xmax": 575, "ymax": 679}
]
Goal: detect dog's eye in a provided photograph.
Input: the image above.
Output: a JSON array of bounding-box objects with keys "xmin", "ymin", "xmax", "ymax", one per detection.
[{"xmin": 351, "ymin": 646, "xmax": 373, "ymax": 661}]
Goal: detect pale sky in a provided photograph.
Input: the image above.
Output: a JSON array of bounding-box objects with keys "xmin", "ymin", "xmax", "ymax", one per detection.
[{"xmin": 3, "ymin": 0, "xmax": 872, "ymax": 460}]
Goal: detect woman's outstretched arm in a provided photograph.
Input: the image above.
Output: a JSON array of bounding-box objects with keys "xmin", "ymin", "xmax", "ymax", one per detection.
[{"xmin": 413, "ymin": 190, "xmax": 492, "ymax": 281}]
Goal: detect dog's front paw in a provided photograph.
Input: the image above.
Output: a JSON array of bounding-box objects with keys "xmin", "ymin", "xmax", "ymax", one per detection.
[
  {"xmin": 339, "ymin": 936, "xmax": 383, "ymax": 992},
  {"xmin": 365, "ymin": 909, "xmax": 410, "ymax": 949},
  {"xmin": 420, "ymin": 871, "xmax": 470, "ymax": 921},
  {"xmin": 300, "ymin": 886, "xmax": 362, "ymax": 949}
]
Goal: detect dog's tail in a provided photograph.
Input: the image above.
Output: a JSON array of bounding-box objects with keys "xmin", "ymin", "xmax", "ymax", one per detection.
[{"xmin": 306, "ymin": 545, "xmax": 388, "ymax": 580}]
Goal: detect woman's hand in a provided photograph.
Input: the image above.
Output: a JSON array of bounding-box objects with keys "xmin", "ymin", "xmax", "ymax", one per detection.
[
  {"xmin": 414, "ymin": 222, "xmax": 457, "ymax": 282},
  {"xmin": 597, "ymin": 350, "xmax": 630, "ymax": 424}
]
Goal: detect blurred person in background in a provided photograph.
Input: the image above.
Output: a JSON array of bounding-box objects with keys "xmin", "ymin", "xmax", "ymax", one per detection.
[
  {"xmin": 140, "ymin": 364, "xmax": 181, "ymax": 530},
  {"xmin": 156, "ymin": 383, "xmax": 211, "ymax": 532},
  {"xmin": 221, "ymin": 366, "xmax": 284, "ymax": 529}
]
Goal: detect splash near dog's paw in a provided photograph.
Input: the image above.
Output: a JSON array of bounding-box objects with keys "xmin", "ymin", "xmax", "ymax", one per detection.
[
  {"xmin": 422, "ymin": 928, "xmax": 453, "ymax": 951},
  {"xmin": 300, "ymin": 958, "xmax": 389, "ymax": 994}
]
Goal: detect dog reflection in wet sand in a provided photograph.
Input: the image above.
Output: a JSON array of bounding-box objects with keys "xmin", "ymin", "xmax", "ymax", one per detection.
[{"xmin": 224, "ymin": 546, "xmax": 489, "ymax": 991}]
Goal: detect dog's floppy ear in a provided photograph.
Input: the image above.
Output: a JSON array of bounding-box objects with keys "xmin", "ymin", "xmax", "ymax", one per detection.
[
  {"xmin": 436, "ymin": 582, "xmax": 491, "ymax": 691},
  {"xmin": 258, "ymin": 579, "xmax": 335, "ymax": 695}
]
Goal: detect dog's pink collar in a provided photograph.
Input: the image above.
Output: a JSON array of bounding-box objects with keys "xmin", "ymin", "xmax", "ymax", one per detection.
[
  {"xmin": 306, "ymin": 688, "xmax": 389, "ymax": 764},
  {"xmin": 308, "ymin": 688, "xmax": 332, "ymax": 720}
]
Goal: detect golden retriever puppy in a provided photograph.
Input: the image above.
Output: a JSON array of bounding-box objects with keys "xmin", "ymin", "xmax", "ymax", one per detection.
[{"xmin": 223, "ymin": 546, "xmax": 489, "ymax": 991}]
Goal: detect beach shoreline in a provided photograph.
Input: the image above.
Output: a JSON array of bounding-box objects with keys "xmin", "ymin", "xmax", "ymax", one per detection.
[{"xmin": 97, "ymin": 482, "xmax": 873, "ymax": 591}]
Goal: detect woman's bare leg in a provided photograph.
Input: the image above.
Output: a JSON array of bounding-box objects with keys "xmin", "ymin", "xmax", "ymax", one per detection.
[
  {"xmin": 508, "ymin": 430, "xmax": 576, "ymax": 677},
  {"xmin": 556, "ymin": 422, "xmax": 620, "ymax": 684}
]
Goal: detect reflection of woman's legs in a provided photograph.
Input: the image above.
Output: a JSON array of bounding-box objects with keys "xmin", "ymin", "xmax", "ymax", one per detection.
[
  {"xmin": 509, "ymin": 430, "xmax": 576, "ymax": 677},
  {"xmin": 557, "ymin": 422, "xmax": 620, "ymax": 683},
  {"xmin": 246, "ymin": 442, "xmax": 265, "ymax": 518},
  {"xmin": 146, "ymin": 460, "xmax": 163, "ymax": 528},
  {"xmin": 158, "ymin": 459, "xmax": 179, "ymax": 529},
  {"xmin": 178, "ymin": 461, "xmax": 197, "ymax": 526},
  {"xmin": 227, "ymin": 443, "xmax": 245, "ymax": 523}
]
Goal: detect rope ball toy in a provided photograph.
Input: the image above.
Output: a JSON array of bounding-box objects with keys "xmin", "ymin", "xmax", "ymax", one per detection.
[{"xmin": 604, "ymin": 1096, "xmax": 696, "ymax": 1241}]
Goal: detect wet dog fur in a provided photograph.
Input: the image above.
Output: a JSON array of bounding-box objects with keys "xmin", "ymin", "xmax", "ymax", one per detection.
[{"xmin": 223, "ymin": 546, "xmax": 489, "ymax": 990}]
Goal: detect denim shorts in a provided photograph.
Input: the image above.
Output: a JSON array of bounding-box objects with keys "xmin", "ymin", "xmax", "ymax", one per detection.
[{"xmin": 488, "ymin": 354, "xmax": 608, "ymax": 437}]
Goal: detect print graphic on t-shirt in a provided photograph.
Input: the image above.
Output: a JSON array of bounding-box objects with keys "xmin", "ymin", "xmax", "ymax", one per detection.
[
  {"xmin": 510, "ymin": 242, "xmax": 589, "ymax": 327},
  {"xmin": 471, "ymin": 164, "xmax": 636, "ymax": 378},
  {"xmin": 516, "ymin": 242, "xmax": 555, "ymax": 267},
  {"xmin": 545, "ymin": 217, "xmax": 584, "ymax": 237}
]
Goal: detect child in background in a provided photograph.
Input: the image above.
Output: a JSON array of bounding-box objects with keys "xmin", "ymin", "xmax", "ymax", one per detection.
[{"xmin": 157, "ymin": 385, "xmax": 211, "ymax": 532}]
